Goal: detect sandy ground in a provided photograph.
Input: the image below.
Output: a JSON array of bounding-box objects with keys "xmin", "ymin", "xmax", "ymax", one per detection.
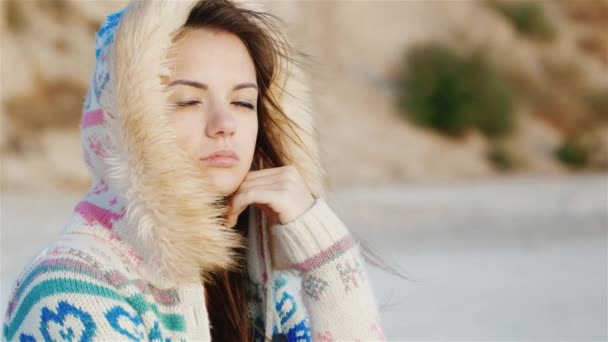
[{"xmin": 1, "ymin": 174, "xmax": 606, "ymax": 340}]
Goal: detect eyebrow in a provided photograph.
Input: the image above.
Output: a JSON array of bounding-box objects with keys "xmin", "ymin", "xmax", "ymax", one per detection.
[{"xmin": 168, "ymin": 79, "xmax": 258, "ymax": 92}]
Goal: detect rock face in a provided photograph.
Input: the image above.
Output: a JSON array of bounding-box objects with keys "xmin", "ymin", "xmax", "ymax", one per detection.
[
  {"xmin": 2, "ymin": 0, "xmax": 607, "ymax": 191},
  {"xmin": 1, "ymin": 0, "xmax": 128, "ymax": 190}
]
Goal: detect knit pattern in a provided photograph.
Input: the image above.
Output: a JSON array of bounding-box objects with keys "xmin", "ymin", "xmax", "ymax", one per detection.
[
  {"xmin": 2, "ymin": 231, "xmax": 312, "ymax": 341},
  {"xmin": 248, "ymin": 272, "xmax": 313, "ymax": 342},
  {"xmin": 271, "ymin": 198, "xmax": 386, "ymax": 341},
  {"xmin": 2, "ymin": 235, "xmax": 190, "ymax": 342},
  {"xmin": 2, "ymin": 198, "xmax": 385, "ymax": 341},
  {"xmin": 3, "ymin": 2, "xmax": 385, "ymax": 341}
]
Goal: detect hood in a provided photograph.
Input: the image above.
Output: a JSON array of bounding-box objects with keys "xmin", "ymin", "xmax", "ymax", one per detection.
[{"xmin": 67, "ymin": 0, "xmax": 325, "ymax": 286}]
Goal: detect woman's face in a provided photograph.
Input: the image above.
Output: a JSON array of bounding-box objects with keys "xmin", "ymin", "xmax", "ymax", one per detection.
[{"xmin": 166, "ymin": 28, "xmax": 258, "ymax": 196}]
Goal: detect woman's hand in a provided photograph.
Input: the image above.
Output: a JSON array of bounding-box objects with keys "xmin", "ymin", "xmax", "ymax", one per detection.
[{"xmin": 225, "ymin": 165, "xmax": 315, "ymax": 228}]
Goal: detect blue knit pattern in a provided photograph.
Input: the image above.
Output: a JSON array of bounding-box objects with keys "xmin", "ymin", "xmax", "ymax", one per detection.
[{"xmin": 249, "ymin": 272, "xmax": 312, "ymax": 342}]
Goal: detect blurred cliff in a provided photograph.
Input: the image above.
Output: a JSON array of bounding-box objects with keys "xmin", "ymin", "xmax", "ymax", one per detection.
[{"xmin": 2, "ymin": 0, "xmax": 607, "ymax": 192}]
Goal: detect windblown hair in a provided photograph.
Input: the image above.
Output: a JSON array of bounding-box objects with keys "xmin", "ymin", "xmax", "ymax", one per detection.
[
  {"xmin": 178, "ymin": 0, "xmax": 315, "ymax": 340},
  {"xmin": 176, "ymin": 1, "xmax": 408, "ymax": 340}
]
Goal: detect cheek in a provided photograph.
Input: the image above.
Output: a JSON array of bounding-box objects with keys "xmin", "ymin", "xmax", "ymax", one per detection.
[
  {"xmin": 169, "ymin": 113, "xmax": 201, "ymax": 157},
  {"xmin": 243, "ymin": 116, "xmax": 258, "ymax": 154}
]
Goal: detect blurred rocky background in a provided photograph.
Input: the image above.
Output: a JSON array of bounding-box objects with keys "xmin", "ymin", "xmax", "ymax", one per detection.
[
  {"xmin": 1, "ymin": 1, "xmax": 607, "ymax": 340},
  {"xmin": 2, "ymin": 0, "xmax": 607, "ymax": 191}
]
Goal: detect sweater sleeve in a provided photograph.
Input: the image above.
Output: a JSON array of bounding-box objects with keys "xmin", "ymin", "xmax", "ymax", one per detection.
[
  {"xmin": 270, "ymin": 197, "xmax": 386, "ymax": 341},
  {"xmin": 2, "ymin": 256, "xmax": 152, "ymax": 342}
]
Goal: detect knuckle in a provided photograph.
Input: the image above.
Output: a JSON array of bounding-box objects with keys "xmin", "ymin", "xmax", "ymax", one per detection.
[
  {"xmin": 279, "ymin": 176, "xmax": 292, "ymax": 190},
  {"xmin": 244, "ymin": 189, "xmax": 255, "ymax": 200},
  {"xmin": 280, "ymin": 173, "xmax": 291, "ymax": 185},
  {"xmin": 284, "ymin": 166, "xmax": 297, "ymax": 180}
]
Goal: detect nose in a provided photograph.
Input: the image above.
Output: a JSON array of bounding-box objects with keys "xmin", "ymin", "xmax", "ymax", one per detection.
[{"xmin": 205, "ymin": 106, "xmax": 236, "ymax": 138}]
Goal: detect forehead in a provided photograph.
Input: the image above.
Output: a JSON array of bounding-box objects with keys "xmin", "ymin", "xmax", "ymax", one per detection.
[{"xmin": 169, "ymin": 27, "xmax": 256, "ymax": 83}]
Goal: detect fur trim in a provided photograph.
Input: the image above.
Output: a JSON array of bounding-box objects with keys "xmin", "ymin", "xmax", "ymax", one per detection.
[{"xmin": 77, "ymin": 0, "xmax": 325, "ymax": 285}]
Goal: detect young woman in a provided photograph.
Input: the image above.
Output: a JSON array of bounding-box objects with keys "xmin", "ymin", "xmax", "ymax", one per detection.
[{"xmin": 2, "ymin": 1, "xmax": 385, "ymax": 341}]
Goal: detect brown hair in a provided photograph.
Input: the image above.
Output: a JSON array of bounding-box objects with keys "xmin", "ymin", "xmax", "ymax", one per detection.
[
  {"xmin": 179, "ymin": 0, "xmax": 313, "ymax": 340},
  {"xmin": 179, "ymin": 1, "xmax": 410, "ymax": 341}
]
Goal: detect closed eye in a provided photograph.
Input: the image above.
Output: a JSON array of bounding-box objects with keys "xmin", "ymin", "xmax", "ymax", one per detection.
[
  {"xmin": 173, "ymin": 100, "xmax": 255, "ymax": 110},
  {"xmin": 233, "ymin": 101, "xmax": 255, "ymax": 110},
  {"xmin": 175, "ymin": 100, "xmax": 201, "ymax": 107}
]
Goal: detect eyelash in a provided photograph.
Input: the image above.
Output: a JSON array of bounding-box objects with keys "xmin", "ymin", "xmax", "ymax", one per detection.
[
  {"xmin": 175, "ymin": 100, "xmax": 255, "ymax": 110},
  {"xmin": 175, "ymin": 100, "xmax": 200, "ymax": 107},
  {"xmin": 235, "ymin": 101, "xmax": 255, "ymax": 110}
]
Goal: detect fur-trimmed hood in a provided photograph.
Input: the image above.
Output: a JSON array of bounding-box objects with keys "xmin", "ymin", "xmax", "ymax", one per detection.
[{"xmin": 66, "ymin": 0, "xmax": 325, "ymax": 287}]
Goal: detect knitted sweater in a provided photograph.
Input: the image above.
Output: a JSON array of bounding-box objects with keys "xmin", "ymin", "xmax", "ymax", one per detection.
[
  {"xmin": 2, "ymin": 197, "xmax": 384, "ymax": 341},
  {"xmin": 2, "ymin": 1, "xmax": 385, "ymax": 341}
]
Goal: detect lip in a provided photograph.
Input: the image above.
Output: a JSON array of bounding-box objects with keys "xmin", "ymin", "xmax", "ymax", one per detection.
[{"xmin": 201, "ymin": 149, "xmax": 239, "ymax": 167}]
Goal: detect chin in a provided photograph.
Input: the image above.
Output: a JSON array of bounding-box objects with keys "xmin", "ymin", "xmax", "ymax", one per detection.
[{"xmin": 207, "ymin": 171, "xmax": 243, "ymax": 196}]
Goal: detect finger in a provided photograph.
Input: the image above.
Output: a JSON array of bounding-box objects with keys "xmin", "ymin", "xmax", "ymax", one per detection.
[
  {"xmin": 226, "ymin": 182, "xmax": 270, "ymax": 227},
  {"xmin": 240, "ymin": 172, "xmax": 283, "ymax": 188},
  {"xmin": 228, "ymin": 185, "xmax": 276, "ymax": 218},
  {"xmin": 226, "ymin": 178, "xmax": 281, "ymax": 226},
  {"xmin": 226, "ymin": 185, "xmax": 281, "ymax": 227},
  {"xmin": 243, "ymin": 165, "xmax": 290, "ymax": 182},
  {"xmin": 241, "ymin": 167, "xmax": 296, "ymax": 190}
]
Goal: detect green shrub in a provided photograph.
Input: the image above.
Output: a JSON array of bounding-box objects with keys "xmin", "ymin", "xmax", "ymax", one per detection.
[
  {"xmin": 556, "ymin": 135, "xmax": 589, "ymax": 168},
  {"xmin": 397, "ymin": 44, "xmax": 515, "ymax": 138},
  {"xmin": 486, "ymin": 142, "xmax": 525, "ymax": 171},
  {"xmin": 488, "ymin": 0, "xmax": 556, "ymax": 41}
]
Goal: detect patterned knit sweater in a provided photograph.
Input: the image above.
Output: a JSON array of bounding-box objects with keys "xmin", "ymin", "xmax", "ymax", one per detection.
[
  {"xmin": 2, "ymin": 1, "xmax": 385, "ymax": 341},
  {"xmin": 3, "ymin": 197, "xmax": 385, "ymax": 341}
]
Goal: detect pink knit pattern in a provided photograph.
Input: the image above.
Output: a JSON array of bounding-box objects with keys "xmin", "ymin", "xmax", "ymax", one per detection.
[{"xmin": 293, "ymin": 235, "xmax": 356, "ymax": 272}]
